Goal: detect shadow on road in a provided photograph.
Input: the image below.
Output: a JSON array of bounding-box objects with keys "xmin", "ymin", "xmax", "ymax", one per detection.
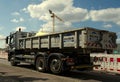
[
  {"xmin": 0, "ymin": 72, "xmax": 48, "ymax": 82},
  {"xmin": 60, "ymin": 70, "xmax": 120, "ymax": 82},
  {"xmin": 11, "ymin": 64, "xmax": 120, "ymax": 82},
  {"xmin": 17, "ymin": 63, "xmax": 36, "ymax": 70}
]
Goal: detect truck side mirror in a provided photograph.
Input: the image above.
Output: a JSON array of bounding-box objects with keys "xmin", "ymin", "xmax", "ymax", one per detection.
[{"xmin": 6, "ymin": 36, "xmax": 8, "ymax": 44}]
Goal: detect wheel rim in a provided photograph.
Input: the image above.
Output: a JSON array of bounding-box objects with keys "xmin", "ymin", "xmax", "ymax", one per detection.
[
  {"xmin": 10, "ymin": 57, "xmax": 14, "ymax": 61},
  {"xmin": 37, "ymin": 59, "xmax": 43, "ymax": 70},
  {"xmin": 50, "ymin": 59, "xmax": 61, "ymax": 72},
  {"xmin": 10, "ymin": 56, "xmax": 17, "ymax": 66}
]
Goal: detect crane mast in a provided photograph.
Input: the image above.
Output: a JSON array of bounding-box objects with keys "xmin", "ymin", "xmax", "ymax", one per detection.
[{"xmin": 49, "ymin": 9, "xmax": 63, "ymax": 33}]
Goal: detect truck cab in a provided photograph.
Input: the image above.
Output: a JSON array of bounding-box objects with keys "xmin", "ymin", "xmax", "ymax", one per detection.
[{"xmin": 6, "ymin": 29, "xmax": 36, "ymax": 61}]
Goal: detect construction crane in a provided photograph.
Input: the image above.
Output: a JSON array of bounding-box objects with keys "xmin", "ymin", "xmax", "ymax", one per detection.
[{"xmin": 49, "ymin": 9, "xmax": 63, "ymax": 33}]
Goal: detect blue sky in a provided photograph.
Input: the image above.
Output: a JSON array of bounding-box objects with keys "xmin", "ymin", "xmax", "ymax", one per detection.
[{"xmin": 0, "ymin": 0, "xmax": 120, "ymax": 48}]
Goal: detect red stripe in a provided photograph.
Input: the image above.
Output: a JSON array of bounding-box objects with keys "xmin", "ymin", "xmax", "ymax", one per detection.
[
  {"xmin": 87, "ymin": 43, "xmax": 90, "ymax": 46},
  {"xmin": 95, "ymin": 43, "xmax": 97, "ymax": 47},
  {"xmin": 95, "ymin": 67, "xmax": 98, "ymax": 69},
  {"xmin": 117, "ymin": 70, "xmax": 120, "ymax": 71},
  {"xmin": 110, "ymin": 44, "xmax": 112, "ymax": 48},
  {"xmin": 94, "ymin": 43, "xmax": 96, "ymax": 47},
  {"xmin": 112, "ymin": 45, "xmax": 114, "ymax": 48},
  {"xmin": 91, "ymin": 43, "xmax": 94, "ymax": 46},
  {"xmin": 110, "ymin": 69, "xmax": 114, "ymax": 70},
  {"xmin": 110, "ymin": 58, "xmax": 114, "ymax": 62},
  {"xmin": 117, "ymin": 58, "xmax": 120, "ymax": 62}
]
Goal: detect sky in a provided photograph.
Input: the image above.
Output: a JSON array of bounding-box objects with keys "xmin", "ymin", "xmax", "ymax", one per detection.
[{"xmin": 0, "ymin": 0, "xmax": 120, "ymax": 48}]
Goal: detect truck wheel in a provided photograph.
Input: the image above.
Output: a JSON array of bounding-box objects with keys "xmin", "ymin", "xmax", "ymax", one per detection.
[
  {"xmin": 36, "ymin": 57, "xmax": 46, "ymax": 72},
  {"xmin": 49, "ymin": 57, "xmax": 63, "ymax": 74},
  {"xmin": 10, "ymin": 56, "xmax": 18, "ymax": 66}
]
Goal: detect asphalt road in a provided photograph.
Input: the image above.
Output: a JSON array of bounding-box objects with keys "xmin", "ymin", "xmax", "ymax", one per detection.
[{"xmin": 0, "ymin": 58, "xmax": 120, "ymax": 82}]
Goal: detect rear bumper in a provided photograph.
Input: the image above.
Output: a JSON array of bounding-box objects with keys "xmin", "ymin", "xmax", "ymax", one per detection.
[{"xmin": 71, "ymin": 65, "xmax": 100, "ymax": 69}]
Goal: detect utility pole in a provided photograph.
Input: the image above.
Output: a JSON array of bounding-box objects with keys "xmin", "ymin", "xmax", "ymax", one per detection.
[{"xmin": 49, "ymin": 9, "xmax": 63, "ymax": 33}]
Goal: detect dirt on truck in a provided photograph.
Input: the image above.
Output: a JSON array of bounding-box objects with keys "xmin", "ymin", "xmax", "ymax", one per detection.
[{"xmin": 5, "ymin": 27, "xmax": 117, "ymax": 74}]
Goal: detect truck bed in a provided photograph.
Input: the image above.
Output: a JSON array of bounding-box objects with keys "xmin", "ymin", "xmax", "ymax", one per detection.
[{"xmin": 19, "ymin": 27, "xmax": 116, "ymax": 50}]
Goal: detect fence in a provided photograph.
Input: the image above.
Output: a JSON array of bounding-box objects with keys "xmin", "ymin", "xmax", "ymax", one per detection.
[{"xmin": 90, "ymin": 53, "xmax": 120, "ymax": 74}]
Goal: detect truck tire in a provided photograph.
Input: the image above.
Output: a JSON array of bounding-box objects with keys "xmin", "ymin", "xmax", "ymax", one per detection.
[
  {"xmin": 36, "ymin": 57, "xmax": 46, "ymax": 72},
  {"xmin": 10, "ymin": 56, "xmax": 19, "ymax": 66},
  {"xmin": 49, "ymin": 56, "xmax": 63, "ymax": 74}
]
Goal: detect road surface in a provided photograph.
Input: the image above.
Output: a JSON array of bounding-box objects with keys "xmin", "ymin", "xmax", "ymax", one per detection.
[{"xmin": 0, "ymin": 58, "xmax": 120, "ymax": 82}]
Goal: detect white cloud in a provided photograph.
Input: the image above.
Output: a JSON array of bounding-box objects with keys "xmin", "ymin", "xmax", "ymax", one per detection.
[
  {"xmin": 117, "ymin": 38, "xmax": 120, "ymax": 43},
  {"xmin": 39, "ymin": 21, "xmax": 73, "ymax": 33},
  {"xmin": 11, "ymin": 18, "xmax": 24, "ymax": 23},
  {"xmin": 103, "ymin": 24, "xmax": 112, "ymax": 28},
  {"xmin": 27, "ymin": 0, "xmax": 89, "ymax": 32},
  {"xmin": 26, "ymin": 0, "xmax": 120, "ymax": 33},
  {"xmin": 15, "ymin": 26, "xmax": 26, "ymax": 31},
  {"xmin": 21, "ymin": 8, "xmax": 28, "ymax": 13},
  {"xmin": 61, "ymin": 7, "xmax": 89, "ymax": 22},
  {"xmin": 90, "ymin": 8, "xmax": 120, "ymax": 26},
  {"xmin": 116, "ymin": 32, "xmax": 120, "ymax": 43},
  {"xmin": 117, "ymin": 21, "xmax": 120, "ymax": 26},
  {"xmin": 11, "ymin": 19, "xmax": 19, "ymax": 23},
  {"xmin": 19, "ymin": 18, "xmax": 24, "ymax": 22},
  {"xmin": 12, "ymin": 12, "xmax": 20, "ymax": 16},
  {"xmin": 27, "ymin": 0, "xmax": 89, "ymax": 22}
]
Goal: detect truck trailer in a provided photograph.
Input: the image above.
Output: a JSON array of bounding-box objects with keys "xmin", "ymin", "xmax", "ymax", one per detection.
[{"xmin": 5, "ymin": 27, "xmax": 117, "ymax": 74}]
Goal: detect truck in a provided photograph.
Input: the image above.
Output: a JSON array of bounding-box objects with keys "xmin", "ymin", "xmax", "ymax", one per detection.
[{"xmin": 5, "ymin": 27, "xmax": 117, "ymax": 74}]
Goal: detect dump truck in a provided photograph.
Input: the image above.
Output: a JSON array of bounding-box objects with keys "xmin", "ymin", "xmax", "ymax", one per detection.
[{"xmin": 5, "ymin": 27, "xmax": 117, "ymax": 74}]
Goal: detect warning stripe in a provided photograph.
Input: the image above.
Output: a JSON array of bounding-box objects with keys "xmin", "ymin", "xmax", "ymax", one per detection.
[
  {"xmin": 105, "ymin": 43, "xmax": 115, "ymax": 49},
  {"xmin": 110, "ymin": 58, "xmax": 114, "ymax": 62},
  {"xmin": 87, "ymin": 42, "xmax": 101, "ymax": 48},
  {"xmin": 86, "ymin": 42, "xmax": 115, "ymax": 48},
  {"xmin": 117, "ymin": 58, "xmax": 120, "ymax": 62},
  {"xmin": 110, "ymin": 69, "xmax": 114, "ymax": 71},
  {"xmin": 117, "ymin": 70, "xmax": 120, "ymax": 72}
]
